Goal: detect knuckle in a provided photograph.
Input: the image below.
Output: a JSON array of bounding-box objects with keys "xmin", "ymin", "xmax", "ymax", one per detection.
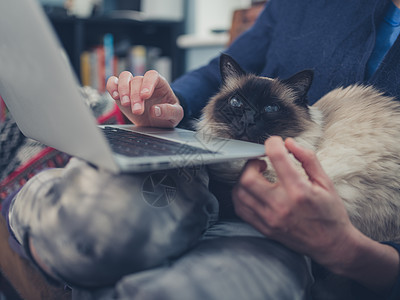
[
  {"xmin": 273, "ymin": 150, "xmax": 288, "ymax": 162},
  {"xmin": 145, "ymin": 70, "xmax": 159, "ymax": 77},
  {"xmin": 264, "ymin": 207, "xmax": 289, "ymax": 230},
  {"xmin": 304, "ymin": 148, "xmax": 317, "ymax": 160},
  {"xmin": 266, "ymin": 217, "xmax": 281, "ymax": 230},
  {"xmin": 119, "ymin": 71, "xmax": 132, "ymax": 78},
  {"xmin": 240, "ymin": 170, "xmax": 255, "ymax": 187},
  {"xmin": 106, "ymin": 76, "xmax": 114, "ymax": 86},
  {"xmin": 105, "ymin": 81, "xmax": 113, "ymax": 93},
  {"xmin": 292, "ymin": 188, "xmax": 309, "ymax": 204},
  {"xmin": 235, "ymin": 187, "xmax": 247, "ymax": 203},
  {"xmin": 130, "ymin": 77, "xmax": 143, "ymax": 95},
  {"xmin": 277, "ymin": 206, "xmax": 291, "ymax": 220},
  {"xmin": 131, "ymin": 76, "xmax": 143, "ymax": 84},
  {"xmin": 165, "ymin": 118, "xmax": 177, "ymax": 128},
  {"xmin": 266, "ymin": 149, "xmax": 287, "ymax": 164}
]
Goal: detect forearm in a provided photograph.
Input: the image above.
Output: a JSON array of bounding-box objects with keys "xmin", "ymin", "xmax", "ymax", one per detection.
[{"xmin": 322, "ymin": 227, "xmax": 400, "ymax": 295}]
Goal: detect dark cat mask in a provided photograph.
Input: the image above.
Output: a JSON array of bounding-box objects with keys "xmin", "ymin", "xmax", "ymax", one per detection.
[{"xmin": 200, "ymin": 54, "xmax": 315, "ymax": 143}]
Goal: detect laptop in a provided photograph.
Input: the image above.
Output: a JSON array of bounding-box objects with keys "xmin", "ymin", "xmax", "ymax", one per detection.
[{"xmin": 0, "ymin": 0, "xmax": 265, "ymax": 173}]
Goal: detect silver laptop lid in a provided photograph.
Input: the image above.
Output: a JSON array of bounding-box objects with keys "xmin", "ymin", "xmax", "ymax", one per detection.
[
  {"xmin": 0, "ymin": 0, "xmax": 120, "ymax": 172},
  {"xmin": 0, "ymin": 0, "xmax": 266, "ymax": 174}
]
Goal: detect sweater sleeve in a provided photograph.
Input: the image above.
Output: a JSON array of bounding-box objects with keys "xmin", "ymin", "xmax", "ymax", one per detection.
[
  {"xmin": 171, "ymin": 0, "xmax": 279, "ymax": 120},
  {"xmin": 382, "ymin": 241, "xmax": 400, "ymax": 300}
]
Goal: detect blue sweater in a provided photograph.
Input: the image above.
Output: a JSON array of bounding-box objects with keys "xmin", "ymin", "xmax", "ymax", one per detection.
[
  {"xmin": 172, "ymin": 0, "xmax": 400, "ymax": 298},
  {"xmin": 172, "ymin": 0, "xmax": 400, "ymax": 118}
]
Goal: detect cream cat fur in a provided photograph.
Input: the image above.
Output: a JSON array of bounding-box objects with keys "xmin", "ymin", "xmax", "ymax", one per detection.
[{"xmin": 196, "ymin": 54, "xmax": 400, "ymax": 243}]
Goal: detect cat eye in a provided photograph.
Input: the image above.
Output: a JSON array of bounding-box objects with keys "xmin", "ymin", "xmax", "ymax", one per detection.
[
  {"xmin": 263, "ymin": 104, "xmax": 280, "ymax": 113},
  {"xmin": 229, "ymin": 96, "xmax": 243, "ymax": 108}
]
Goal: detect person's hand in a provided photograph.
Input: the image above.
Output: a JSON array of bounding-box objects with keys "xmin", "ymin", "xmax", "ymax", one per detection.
[
  {"xmin": 106, "ymin": 70, "xmax": 184, "ymax": 127},
  {"xmin": 233, "ymin": 136, "xmax": 400, "ymax": 293},
  {"xmin": 232, "ymin": 136, "xmax": 360, "ymax": 269}
]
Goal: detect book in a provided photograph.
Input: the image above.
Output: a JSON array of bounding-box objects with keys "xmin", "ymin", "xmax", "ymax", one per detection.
[
  {"xmin": 90, "ymin": 48, "xmax": 98, "ymax": 90},
  {"xmin": 79, "ymin": 35, "xmax": 171, "ymax": 92},
  {"xmin": 80, "ymin": 51, "xmax": 91, "ymax": 86},
  {"xmin": 104, "ymin": 33, "xmax": 114, "ymax": 82},
  {"xmin": 96, "ymin": 46, "xmax": 105, "ymax": 93}
]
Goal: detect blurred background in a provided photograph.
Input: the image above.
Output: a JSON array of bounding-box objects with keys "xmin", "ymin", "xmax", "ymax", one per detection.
[
  {"xmin": 37, "ymin": 0, "xmax": 267, "ymax": 90},
  {"xmin": 0, "ymin": 0, "xmax": 266, "ymax": 123}
]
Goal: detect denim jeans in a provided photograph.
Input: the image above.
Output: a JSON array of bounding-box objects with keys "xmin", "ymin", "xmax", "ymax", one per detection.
[{"xmin": 7, "ymin": 158, "xmax": 312, "ymax": 299}]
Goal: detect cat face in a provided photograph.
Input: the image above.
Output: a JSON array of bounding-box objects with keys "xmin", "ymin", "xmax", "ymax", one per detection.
[{"xmin": 198, "ymin": 54, "xmax": 315, "ymax": 144}]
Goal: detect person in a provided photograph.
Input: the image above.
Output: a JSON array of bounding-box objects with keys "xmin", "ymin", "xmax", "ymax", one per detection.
[
  {"xmin": 105, "ymin": 0, "xmax": 400, "ymax": 298},
  {"xmin": 3, "ymin": 0, "xmax": 400, "ymax": 299}
]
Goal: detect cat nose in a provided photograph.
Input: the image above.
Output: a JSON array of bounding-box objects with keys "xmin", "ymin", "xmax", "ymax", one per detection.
[{"xmin": 244, "ymin": 125, "xmax": 262, "ymax": 143}]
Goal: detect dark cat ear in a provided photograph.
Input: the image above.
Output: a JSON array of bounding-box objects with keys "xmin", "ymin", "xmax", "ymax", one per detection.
[
  {"xmin": 220, "ymin": 54, "xmax": 246, "ymax": 84},
  {"xmin": 282, "ymin": 70, "xmax": 314, "ymax": 107}
]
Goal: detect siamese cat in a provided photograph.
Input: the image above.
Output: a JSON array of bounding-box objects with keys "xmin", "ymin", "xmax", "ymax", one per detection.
[{"xmin": 196, "ymin": 54, "xmax": 400, "ymax": 243}]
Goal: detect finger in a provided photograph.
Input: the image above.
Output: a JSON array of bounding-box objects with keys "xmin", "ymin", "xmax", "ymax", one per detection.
[
  {"xmin": 234, "ymin": 202, "xmax": 257, "ymax": 221},
  {"xmin": 285, "ymin": 138, "xmax": 333, "ymax": 188},
  {"xmin": 235, "ymin": 202, "xmax": 272, "ymax": 235},
  {"xmin": 237, "ymin": 159, "xmax": 275, "ymax": 207},
  {"xmin": 264, "ymin": 136, "xmax": 303, "ymax": 188},
  {"xmin": 233, "ymin": 185, "xmax": 265, "ymax": 220},
  {"xmin": 140, "ymin": 70, "xmax": 162, "ymax": 100},
  {"xmin": 244, "ymin": 158, "xmax": 267, "ymax": 174},
  {"xmin": 233, "ymin": 184, "xmax": 266, "ymax": 213},
  {"xmin": 151, "ymin": 103, "xmax": 184, "ymax": 127},
  {"xmin": 117, "ymin": 71, "xmax": 134, "ymax": 106},
  {"xmin": 106, "ymin": 76, "xmax": 120, "ymax": 100},
  {"xmin": 232, "ymin": 186, "xmax": 273, "ymax": 236},
  {"xmin": 130, "ymin": 76, "xmax": 145, "ymax": 114}
]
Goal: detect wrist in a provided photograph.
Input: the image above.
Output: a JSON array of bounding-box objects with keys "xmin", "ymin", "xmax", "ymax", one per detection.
[
  {"xmin": 312, "ymin": 224, "xmax": 363, "ymax": 275},
  {"xmin": 317, "ymin": 226, "xmax": 400, "ymax": 293}
]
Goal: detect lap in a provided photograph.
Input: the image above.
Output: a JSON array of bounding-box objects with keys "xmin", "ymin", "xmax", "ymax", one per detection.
[
  {"xmin": 8, "ymin": 158, "xmax": 219, "ymax": 287},
  {"xmin": 6, "ymin": 159, "xmax": 313, "ymax": 299},
  {"xmin": 74, "ymin": 221, "xmax": 312, "ymax": 300}
]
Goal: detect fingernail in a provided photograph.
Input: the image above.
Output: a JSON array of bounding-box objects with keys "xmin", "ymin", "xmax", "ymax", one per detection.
[
  {"xmin": 112, "ymin": 91, "xmax": 119, "ymax": 98},
  {"xmin": 141, "ymin": 88, "xmax": 150, "ymax": 94},
  {"xmin": 114, "ymin": 77, "xmax": 119, "ymax": 85},
  {"xmin": 154, "ymin": 105, "xmax": 161, "ymax": 117},
  {"xmin": 121, "ymin": 95, "xmax": 130, "ymax": 105},
  {"xmin": 133, "ymin": 103, "xmax": 142, "ymax": 112}
]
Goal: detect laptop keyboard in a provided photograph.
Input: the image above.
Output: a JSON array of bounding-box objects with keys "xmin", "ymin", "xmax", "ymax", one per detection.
[{"xmin": 102, "ymin": 126, "xmax": 216, "ymax": 157}]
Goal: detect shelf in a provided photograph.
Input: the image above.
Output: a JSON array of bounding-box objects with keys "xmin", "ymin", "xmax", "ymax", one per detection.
[
  {"xmin": 46, "ymin": 14, "xmax": 185, "ymax": 84},
  {"xmin": 177, "ymin": 33, "xmax": 229, "ymax": 48}
]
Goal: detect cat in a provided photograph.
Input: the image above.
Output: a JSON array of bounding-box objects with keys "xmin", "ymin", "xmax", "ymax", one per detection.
[{"xmin": 196, "ymin": 54, "xmax": 400, "ymax": 244}]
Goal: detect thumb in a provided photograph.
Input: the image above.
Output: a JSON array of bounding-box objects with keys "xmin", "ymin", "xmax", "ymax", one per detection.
[{"xmin": 151, "ymin": 103, "xmax": 184, "ymax": 127}]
